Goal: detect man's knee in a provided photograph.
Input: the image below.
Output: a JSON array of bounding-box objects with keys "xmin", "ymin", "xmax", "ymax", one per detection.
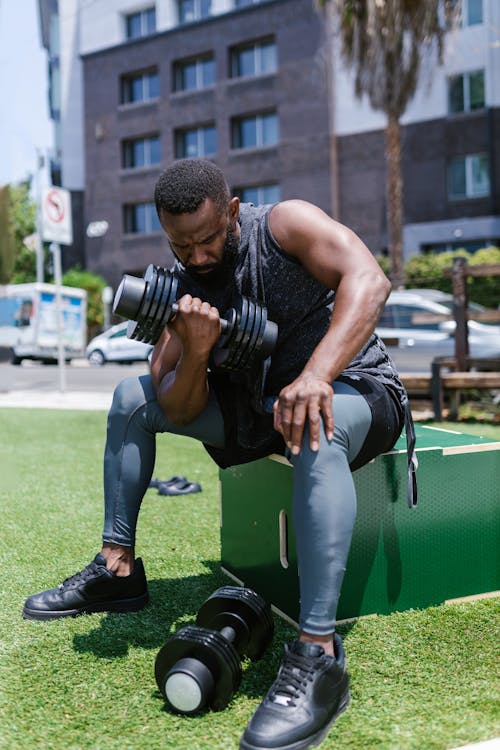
[{"xmin": 110, "ymin": 376, "xmax": 153, "ymax": 418}]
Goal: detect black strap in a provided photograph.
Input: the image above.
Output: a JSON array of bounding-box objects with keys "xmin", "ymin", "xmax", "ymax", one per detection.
[{"xmin": 404, "ymin": 400, "xmax": 418, "ymax": 508}]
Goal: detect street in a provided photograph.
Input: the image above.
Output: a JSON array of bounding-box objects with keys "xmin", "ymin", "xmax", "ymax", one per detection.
[
  {"xmin": 0, "ymin": 348, "xmax": 433, "ymax": 398},
  {"xmin": 0, "ymin": 359, "xmax": 150, "ymax": 395}
]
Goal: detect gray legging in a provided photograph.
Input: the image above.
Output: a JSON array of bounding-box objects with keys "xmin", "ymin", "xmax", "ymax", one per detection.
[{"xmin": 102, "ymin": 375, "xmax": 372, "ymax": 634}]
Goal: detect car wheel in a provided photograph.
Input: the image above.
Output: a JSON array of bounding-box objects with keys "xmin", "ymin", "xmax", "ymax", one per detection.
[
  {"xmin": 10, "ymin": 349, "xmax": 22, "ymax": 366},
  {"xmin": 88, "ymin": 349, "xmax": 106, "ymax": 366}
]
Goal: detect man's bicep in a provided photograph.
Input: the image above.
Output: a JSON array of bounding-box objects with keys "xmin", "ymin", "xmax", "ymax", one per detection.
[{"xmin": 150, "ymin": 328, "xmax": 182, "ymax": 391}]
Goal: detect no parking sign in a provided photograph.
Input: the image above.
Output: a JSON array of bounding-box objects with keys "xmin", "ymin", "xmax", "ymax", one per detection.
[{"xmin": 41, "ymin": 186, "xmax": 73, "ymax": 246}]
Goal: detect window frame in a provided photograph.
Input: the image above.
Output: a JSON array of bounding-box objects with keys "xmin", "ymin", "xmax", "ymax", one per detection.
[
  {"xmin": 120, "ymin": 68, "xmax": 159, "ymax": 105},
  {"xmin": 229, "ymin": 36, "xmax": 277, "ymax": 79},
  {"xmin": 125, "ymin": 6, "xmax": 156, "ymax": 40},
  {"xmin": 450, "ymin": 0, "xmax": 483, "ymax": 27},
  {"xmin": 447, "ymin": 153, "xmax": 490, "ymax": 200},
  {"xmin": 123, "ymin": 202, "xmax": 162, "ymax": 235},
  {"xmin": 172, "ymin": 53, "xmax": 215, "ymax": 92},
  {"xmin": 235, "ymin": 0, "xmax": 264, "ymax": 7},
  {"xmin": 174, "ymin": 124, "xmax": 217, "ymax": 158},
  {"xmin": 231, "ymin": 111, "xmax": 279, "ymax": 150},
  {"xmin": 234, "ymin": 184, "xmax": 281, "ymax": 204},
  {"xmin": 178, "ymin": 0, "xmax": 212, "ymax": 24},
  {"xmin": 122, "ymin": 135, "xmax": 161, "ymax": 169},
  {"xmin": 448, "ymin": 69, "xmax": 485, "ymax": 114}
]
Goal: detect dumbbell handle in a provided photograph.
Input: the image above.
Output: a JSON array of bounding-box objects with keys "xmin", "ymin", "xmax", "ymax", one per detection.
[
  {"xmin": 219, "ymin": 625, "xmax": 236, "ymax": 643},
  {"xmin": 171, "ymin": 302, "xmax": 229, "ymax": 333}
]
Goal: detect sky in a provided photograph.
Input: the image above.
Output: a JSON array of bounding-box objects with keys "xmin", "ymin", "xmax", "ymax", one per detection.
[{"xmin": 0, "ymin": 0, "xmax": 53, "ymax": 187}]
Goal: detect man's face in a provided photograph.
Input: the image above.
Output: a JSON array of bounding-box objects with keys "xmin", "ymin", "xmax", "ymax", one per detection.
[{"xmin": 159, "ymin": 197, "xmax": 240, "ymax": 282}]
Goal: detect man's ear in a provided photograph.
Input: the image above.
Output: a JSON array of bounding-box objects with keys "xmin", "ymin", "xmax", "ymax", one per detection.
[{"xmin": 228, "ymin": 196, "xmax": 240, "ymax": 225}]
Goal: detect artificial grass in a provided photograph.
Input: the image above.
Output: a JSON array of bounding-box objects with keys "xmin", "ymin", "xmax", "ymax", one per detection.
[{"xmin": 0, "ymin": 408, "xmax": 498, "ymax": 750}]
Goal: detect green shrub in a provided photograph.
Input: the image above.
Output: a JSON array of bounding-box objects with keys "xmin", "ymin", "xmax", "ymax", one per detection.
[
  {"xmin": 62, "ymin": 266, "xmax": 108, "ymax": 338},
  {"xmin": 375, "ymin": 254, "xmax": 391, "ymax": 278},
  {"xmin": 404, "ymin": 246, "xmax": 500, "ymax": 308}
]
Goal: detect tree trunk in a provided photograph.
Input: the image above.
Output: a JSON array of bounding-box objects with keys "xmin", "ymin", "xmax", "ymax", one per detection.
[{"xmin": 385, "ymin": 114, "xmax": 405, "ymax": 289}]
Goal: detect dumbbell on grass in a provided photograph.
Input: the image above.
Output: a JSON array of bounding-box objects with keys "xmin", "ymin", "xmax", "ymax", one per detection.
[
  {"xmin": 113, "ymin": 264, "xmax": 278, "ymax": 371},
  {"xmin": 155, "ymin": 586, "xmax": 274, "ymax": 714}
]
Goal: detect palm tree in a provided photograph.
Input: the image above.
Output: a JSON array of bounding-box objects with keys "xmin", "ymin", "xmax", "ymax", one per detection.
[{"xmin": 318, "ymin": 0, "xmax": 452, "ymax": 288}]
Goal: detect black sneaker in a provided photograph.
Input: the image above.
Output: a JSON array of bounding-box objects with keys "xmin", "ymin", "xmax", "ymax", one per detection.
[
  {"xmin": 240, "ymin": 635, "xmax": 350, "ymax": 750},
  {"xmin": 22, "ymin": 554, "xmax": 149, "ymax": 621}
]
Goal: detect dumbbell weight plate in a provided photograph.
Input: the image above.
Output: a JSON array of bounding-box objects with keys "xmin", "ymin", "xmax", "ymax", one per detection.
[
  {"xmin": 145, "ymin": 266, "xmax": 170, "ymax": 323},
  {"xmin": 155, "ymin": 625, "xmax": 242, "ymax": 714},
  {"xmin": 137, "ymin": 266, "xmax": 167, "ymax": 342},
  {"xmin": 215, "ymin": 296, "xmax": 248, "ymax": 370},
  {"xmin": 128, "ymin": 267, "xmax": 179, "ymax": 344},
  {"xmin": 228, "ymin": 299, "xmax": 257, "ymax": 371},
  {"xmin": 146, "ymin": 268, "xmax": 178, "ymax": 343},
  {"xmin": 196, "ymin": 586, "xmax": 274, "ymax": 661},
  {"xmin": 220, "ymin": 296, "xmax": 250, "ymax": 370},
  {"xmin": 154, "ymin": 267, "xmax": 178, "ymax": 326},
  {"xmin": 254, "ymin": 306, "xmax": 278, "ymax": 362},
  {"xmin": 236, "ymin": 301, "xmax": 263, "ymax": 371},
  {"xmin": 126, "ymin": 267, "xmax": 160, "ymax": 343}
]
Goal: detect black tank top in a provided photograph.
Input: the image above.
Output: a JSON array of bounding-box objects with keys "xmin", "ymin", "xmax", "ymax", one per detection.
[{"xmin": 174, "ymin": 203, "xmax": 416, "ymax": 504}]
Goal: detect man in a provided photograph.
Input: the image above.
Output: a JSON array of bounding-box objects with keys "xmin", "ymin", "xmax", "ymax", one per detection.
[{"xmin": 24, "ymin": 159, "xmax": 415, "ymax": 750}]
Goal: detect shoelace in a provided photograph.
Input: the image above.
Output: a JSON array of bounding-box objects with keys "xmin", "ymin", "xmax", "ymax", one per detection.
[
  {"xmin": 269, "ymin": 651, "xmax": 317, "ymax": 707},
  {"xmin": 58, "ymin": 561, "xmax": 102, "ymax": 590}
]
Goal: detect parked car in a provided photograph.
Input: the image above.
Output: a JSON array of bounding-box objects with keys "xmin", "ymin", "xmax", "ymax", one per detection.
[
  {"xmin": 405, "ymin": 288, "xmax": 499, "ymax": 326},
  {"xmin": 86, "ymin": 322, "xmax": 153, "ymax": 366},
  {"xmin": 376, "ymin": 290, "xmax": 500, "ymax": 372}
]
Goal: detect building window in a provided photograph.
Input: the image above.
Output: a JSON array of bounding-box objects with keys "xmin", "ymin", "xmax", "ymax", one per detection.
[
  {"xmin": 422, "ymin": 239, "xmax": 499, "ymax": 254},
  {"xmin": 173, "ymin": 54, "xmax": 215, "ymax": 92},
  {"xmin": 450, "ymin": 0, "xmax": 483, "ymax": 26},
  {"xmin": 235, "ymin": 184, "xmax": 281, "ymax": 204},
  {"xmin": 122, "ymin": 135, "xmax": 161, "ymax": 169},
  {"xmin": 231, "ymin": 112, "xmax": 279, "ymax": 149},
  {"xmin": 235, "ymin": 0, "xmax": 264, "ymax": 7},
  {"xmin": 230, "ymin": 37, "xmax": 277, "ymax": 79},
  {"xmin": 448, "ymin": 154, "xmax": 490, "ymax": 199},
  {"xmin": 125, "ymin": 7, "xmax": 156, "ymax": 39},
  {"xmin": 178, "ymin": 0, "xmax": 211, "ymax": 24},
  {"xmin": 124, "ymin": 203, "xmax": 161, "ymax": 234},
  {"xmin": 448, "ymin": 70, "xmax": 484, "ymax": 113},
  {"xmin": 175, "ymin": 125, "xmax": 216, "ymax": 158},
  {"xmin": 121, "ymin": 69, "xmax": 159, "ymax": 104}
]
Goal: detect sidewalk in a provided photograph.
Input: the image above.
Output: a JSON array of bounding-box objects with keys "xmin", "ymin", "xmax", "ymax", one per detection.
[{"xmin": 0, "ymin": 389, "xmax": 112, "ymax": 410}]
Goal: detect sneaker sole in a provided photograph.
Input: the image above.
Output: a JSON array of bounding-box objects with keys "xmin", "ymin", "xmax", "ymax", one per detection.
[
  {"xmin": 239, "ymin": 687, "xmax": 350, "ymax": 750},
  {"xmin": 22, "ymin": 592, "xmax": 149, "ymax": 621}
]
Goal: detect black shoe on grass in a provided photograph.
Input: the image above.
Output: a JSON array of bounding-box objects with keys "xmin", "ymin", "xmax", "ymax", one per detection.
[
  {"xmin": 240, "ymin": 635, "xmax": 350, "ymax": 750},
  {"xmin": 22, "ymin": 554, "xmax": 149, "ymax": 621}
]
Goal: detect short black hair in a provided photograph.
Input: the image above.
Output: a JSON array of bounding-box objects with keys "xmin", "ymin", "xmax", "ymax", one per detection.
[{"xmin": 154, "ymin": 159, "xmax": 230, "ymax": 216}]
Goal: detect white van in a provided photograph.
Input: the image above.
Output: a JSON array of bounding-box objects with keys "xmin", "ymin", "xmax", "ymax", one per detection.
[{"xmin": 0, "ymin": 283, "xmax": 87, "ymax": 364}]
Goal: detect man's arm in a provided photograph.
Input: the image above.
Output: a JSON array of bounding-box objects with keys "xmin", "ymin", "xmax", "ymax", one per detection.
[
  {"xmin": 150, "ymin": 295, "xmax": 221, "ymax": 425},
  {"xmin": 269, "ymin": 199, "xmax": 391, "ymax": 455}
]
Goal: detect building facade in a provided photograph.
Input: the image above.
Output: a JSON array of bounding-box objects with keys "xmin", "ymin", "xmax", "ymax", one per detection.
[
  {"xmin": 39, "ymin": 0, "xmax": 500, "ymax": 289},
  {"xmin": 333, "ymin": 0, "xmax": 500, "ymax": 256},
  {"xmin": 81, "ymin": 0, "xmax": 332, "ymax": 286}
]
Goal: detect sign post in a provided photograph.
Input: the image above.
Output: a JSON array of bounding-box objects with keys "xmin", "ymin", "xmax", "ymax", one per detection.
[{"xmin": 41, "ymin": 187, "xmax": 73, "ymax": 393}]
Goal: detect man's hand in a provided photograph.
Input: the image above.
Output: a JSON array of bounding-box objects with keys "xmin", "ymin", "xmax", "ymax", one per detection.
[
  {"xmin": 169, "ymin": 294, "xmax": 221, "ymax": 358},
  {"xmin": 273, "ymin": 373, "xmax": 334, "ymax": 455}
]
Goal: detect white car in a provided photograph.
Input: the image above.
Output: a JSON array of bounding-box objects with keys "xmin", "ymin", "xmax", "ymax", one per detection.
[
  {"xmin": 376, "ymin": 290, "xmax": 500, "ymax": 371},
  {"xmin": 86, "ymin": 322, "xmax": 153, "ymax": 366}
]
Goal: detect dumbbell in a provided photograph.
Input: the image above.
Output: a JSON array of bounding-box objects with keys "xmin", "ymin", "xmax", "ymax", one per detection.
[
  {"xmin": 154, "ymin": 586, "xmax": 274, "ymax": 714},
  {"xmin": 113, "ymin": 264, "xmax": 278, "ymax": 371}
]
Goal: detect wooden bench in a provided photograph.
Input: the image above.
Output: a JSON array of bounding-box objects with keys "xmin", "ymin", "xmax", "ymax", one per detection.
[{"xmin": 400, "ymin": 358, "xmax": 500, "ymax": 420}]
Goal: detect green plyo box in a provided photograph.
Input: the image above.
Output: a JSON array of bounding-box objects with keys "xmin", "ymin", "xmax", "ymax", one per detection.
[{"xmin": 220, "ymin": 425, "xmax": 500, "ymax": 625}]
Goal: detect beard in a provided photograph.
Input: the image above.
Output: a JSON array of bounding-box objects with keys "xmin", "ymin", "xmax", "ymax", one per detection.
[{"xmin": 181, "ymin": 224, "xmax": 240, "ymax": 288}]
